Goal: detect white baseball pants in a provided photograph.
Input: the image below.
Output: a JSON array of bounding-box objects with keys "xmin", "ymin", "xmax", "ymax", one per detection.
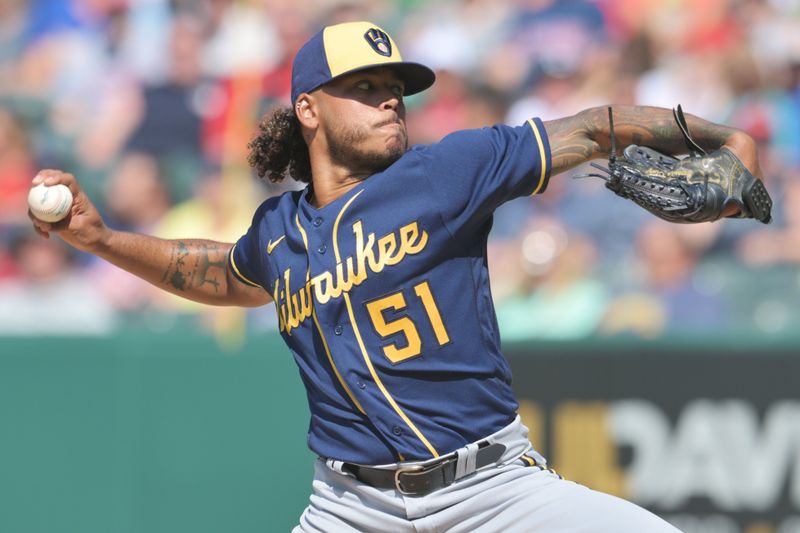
[{"xmin": 294, "ymin": 416, "xmax": 682, "ymax": 532}]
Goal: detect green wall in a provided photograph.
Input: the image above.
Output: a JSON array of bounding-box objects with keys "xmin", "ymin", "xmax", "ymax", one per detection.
[
  {"xmin": 3, "ymin": 330, "xmax": 798, "ymax": 533},
  {"xmin": 0, "ymin": 332, "xmax": 314, "ymax": 533}
]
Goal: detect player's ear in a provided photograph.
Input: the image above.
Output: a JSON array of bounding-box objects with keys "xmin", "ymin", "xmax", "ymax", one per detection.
[{"xmin": 295, "ymin": 94, "xmax": 318, "ymax": 130}]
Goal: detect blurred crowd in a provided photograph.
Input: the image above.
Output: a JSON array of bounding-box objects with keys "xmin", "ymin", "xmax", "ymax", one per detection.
[{"xmin": 1, "ymin": 0, "xmax": 799, "ymax": 341}]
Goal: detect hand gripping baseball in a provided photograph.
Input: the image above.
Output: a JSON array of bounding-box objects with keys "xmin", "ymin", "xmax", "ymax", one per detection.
[
  {"xmin": 28, "ymin": 170, "xmax": 111, "ymax": 253},
  {"xmin": 577, "ymin": 106, "xmax": 773, "ymax": 224}
]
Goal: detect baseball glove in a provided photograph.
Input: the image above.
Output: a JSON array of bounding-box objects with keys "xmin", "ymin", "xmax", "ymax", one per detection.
[{"xmin": 578, "ymin": 106, "xmax": 773, "ymax": 224}]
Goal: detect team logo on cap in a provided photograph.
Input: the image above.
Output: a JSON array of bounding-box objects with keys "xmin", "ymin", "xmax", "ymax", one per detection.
[{"xmin": 364, "ymin": 28, "xmax": 392, "ymax": 57}]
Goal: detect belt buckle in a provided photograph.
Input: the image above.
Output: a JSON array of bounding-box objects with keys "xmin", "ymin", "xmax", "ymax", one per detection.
[{"xmin": 394, "ymin": 464, "xmax": 425, "ymax": 495}]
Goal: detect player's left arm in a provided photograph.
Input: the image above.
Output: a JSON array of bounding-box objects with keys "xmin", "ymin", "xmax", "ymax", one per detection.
[{"xmin": 543, "ymin": 105, "xmax": 762, "ymax": 180}]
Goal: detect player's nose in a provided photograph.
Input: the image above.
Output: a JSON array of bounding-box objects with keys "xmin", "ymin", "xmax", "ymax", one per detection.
[{"xmin": 380, "ymin": 94, "xmax": 400, "ymax": 112}]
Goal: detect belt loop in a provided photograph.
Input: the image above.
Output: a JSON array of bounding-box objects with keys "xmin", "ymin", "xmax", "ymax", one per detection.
[
  {"xmin": 455, "ymin": 442, "xmax": 480, "ymax": 480},
  {"xmin": 326, "ymin": 458, "xmax": 348, "ymax": 475}
]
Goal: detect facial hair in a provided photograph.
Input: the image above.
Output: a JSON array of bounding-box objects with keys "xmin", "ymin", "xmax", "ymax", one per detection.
[{"xmin": 324, "ymin": 119, "xmax": 408, "ymax": 175}]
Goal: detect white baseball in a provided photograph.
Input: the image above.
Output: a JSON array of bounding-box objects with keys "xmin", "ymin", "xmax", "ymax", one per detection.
[{"xmin": 28, "ymin": 182, "xmax": 73, "ymax": 223}]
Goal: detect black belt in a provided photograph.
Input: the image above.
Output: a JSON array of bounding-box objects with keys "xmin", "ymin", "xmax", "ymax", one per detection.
[{"xmin": 342, "ymin": 442, "xmax": 507, "ymax": 496}]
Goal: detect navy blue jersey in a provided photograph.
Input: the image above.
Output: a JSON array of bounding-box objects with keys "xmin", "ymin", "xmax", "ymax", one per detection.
[{"xmin": 229, "ymin": 119, "xmax": 551, "ymax": 464}]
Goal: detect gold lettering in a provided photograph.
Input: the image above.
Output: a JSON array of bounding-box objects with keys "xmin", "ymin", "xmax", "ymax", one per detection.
[
  {"xmin": 377, "ymin": 233, "xmax": 400, "ymax": 267},
  {"xmin": 277, "ymin": 268, "xmax": 315, "ymax": 335},
  {"xmin": 331, "ymin": 260, "xmax": 354, "ymax": 299},
  {"xmin": 353, "ymin": 220, "xmax": 380, "ymax": 273},
  {"xmin": 276, "ymin": 219, "xmax": 430, "ymax": 331},
  {"xmin": 284, "ymin": 269, "xmax": 299, "ymax": 333},
  {"xmin": 275, "ymin": 278, "xmax": 285, "ymax": 333},
  {"xmin": 299, "ymin": 282, "xmax": 313, "ymax": 321},
  {"xmin": 345, "ymin": 255, "xmax": 363, "ymax": 285},
  {"xmin": 289, "ymin": 291, "xmax": 301, "ymax": 329},
  {"xmin": 400, "ymin": 222, "xmax": 428, "ymax": 254},
  {"xmin": 280, "ymin": 304, "xmax": 289, "ymax": 334},
  {"xmin": 312, "ymin": 270, "xmax": 334, "ymax": 304}
]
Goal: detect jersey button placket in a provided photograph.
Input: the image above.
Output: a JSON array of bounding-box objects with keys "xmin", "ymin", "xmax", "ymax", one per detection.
[
  {"xmin": 317, "ymin": 244, "xmax": 327, "ymax": 254},
  {"xmin": 334, "ymin": 325, "xmax": 343, "ymax": 335},
  {"xmin": 312, "ymin": 217, "xmax": 323, "ymax": 227}
]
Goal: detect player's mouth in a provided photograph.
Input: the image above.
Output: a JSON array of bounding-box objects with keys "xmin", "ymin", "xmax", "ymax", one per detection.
[{"xmin": 375, "ymin": 118, "xmax": 404, "ymax": 130}]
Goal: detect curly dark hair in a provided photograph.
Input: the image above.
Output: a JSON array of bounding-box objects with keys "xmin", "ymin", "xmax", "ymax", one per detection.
[{"xmin": 248, "ymin": 107, "xmax": 312, "ymax": 184}]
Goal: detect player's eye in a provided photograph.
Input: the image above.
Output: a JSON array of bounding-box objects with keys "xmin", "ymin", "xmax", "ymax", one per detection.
[
  {"xmin": 356, "ymin": 80, "xmax": 373, "ymax": 91},
  {"xmin": 391, "ymin": 84, "xmax": 404, "ymax": 97}
]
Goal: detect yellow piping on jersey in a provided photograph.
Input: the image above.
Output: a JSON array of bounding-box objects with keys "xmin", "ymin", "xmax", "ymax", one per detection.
[
  {"xmin": 312, "ymin": 306, "xmax": 366, "ymax": 415},
  {"xmin": 344, "ymin": 292, "xmax": 439, "ymax": 458},
  {"xmin": 333, "ymin": 189, "xmax": 364, "ymax": 262},
  {"xmin": 527, "ymin": 119, "xmax": 548, "ymax": 195},
  {"xmin": 333, "ymin": 192, "xmax": 439, "ymax": 459},
  {"xmin": 295, "ymin": 214, "xmax": 366, "ymax": 415},
  {"xmin": 294, "ymin": 214, "xmax": 311, "ymax": 282},
  {"xmin": 228, "ymin": 245, "xmax": 261, "ymax": 288}
]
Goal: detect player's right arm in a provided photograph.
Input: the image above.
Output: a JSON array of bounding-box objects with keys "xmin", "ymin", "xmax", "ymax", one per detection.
[{"xmin": 28, "ymin": 170, "xmax": 272, "ymax": 308}]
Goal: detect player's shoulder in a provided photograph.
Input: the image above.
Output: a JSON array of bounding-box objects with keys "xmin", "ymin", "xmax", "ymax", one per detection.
[
  {"xmin": 251, "ymin": 188, "xmax": 304, "ymax": 221},
  {"xmin": 411, "ymin": 124, "xmax": 524, "ymax": 156},
  {"xmin": 410, "ymin": 127, "xmax": 488, "ymax": 154},
  {"xmin": 408, "ymin": 125, "xmax": 523, "ymax": 170}
]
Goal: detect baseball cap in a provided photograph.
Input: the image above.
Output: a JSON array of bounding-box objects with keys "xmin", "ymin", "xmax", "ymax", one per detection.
[{"xmin": 291, "ymin": 21, "xmax": 436, "ymax": 105}]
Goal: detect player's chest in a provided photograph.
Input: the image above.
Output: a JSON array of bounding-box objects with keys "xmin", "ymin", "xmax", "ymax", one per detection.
[{"xmin": 266, "ymin": 190, "xmax": 445, "ymax": 331}]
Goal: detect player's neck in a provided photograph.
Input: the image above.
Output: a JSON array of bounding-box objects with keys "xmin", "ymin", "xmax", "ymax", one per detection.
[
  {"xmin": 308, "ymin": 161, "xmax": 369, "ymax": 209},
  {"xmin": 308, "ymin": 178, "xmax": 364, "ymax": 208}
]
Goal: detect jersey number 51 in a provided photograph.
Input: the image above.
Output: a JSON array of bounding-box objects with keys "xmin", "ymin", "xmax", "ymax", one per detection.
[{"xmin": 365, "ymin": 281, "xmax": 451, "ymax": 364}]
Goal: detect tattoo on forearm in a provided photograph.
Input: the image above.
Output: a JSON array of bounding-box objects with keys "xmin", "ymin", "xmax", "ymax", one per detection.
[
  {"xmin": 545, "ymin": 113, "xmax": 603, "ymax": 174},
  {"xmin": 161, "ymin": 241, "xmax": 226, "ymax": 293},
  {"xmin": 550, "ymin": 138, "xmax": 596, "ymax": 172},
  {"xmin": 544, "ymin": 105, "xmax": 738, "ymax": 176},
  {"xmin": 606, "ymin": 106, "xmax": 736, "ymax": 152}
]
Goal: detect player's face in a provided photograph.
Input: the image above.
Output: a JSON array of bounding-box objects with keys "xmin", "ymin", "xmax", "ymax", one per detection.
[{"xmin": 316, "ymin": 68, "xmax": 408, "ymax": 174}]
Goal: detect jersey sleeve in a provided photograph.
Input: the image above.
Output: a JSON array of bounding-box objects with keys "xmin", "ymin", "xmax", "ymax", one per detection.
[
  {"xmin": 415, "ymin": 118, "xmax": 551, "ymax": 233},
  {"xmin": 228, "ymin": 201, "xmax": 273, "ymax": 297}
]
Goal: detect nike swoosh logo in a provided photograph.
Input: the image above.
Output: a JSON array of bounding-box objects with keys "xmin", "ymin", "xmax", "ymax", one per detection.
[{"xmin": 267, "ymin": 235, "xmax": 286, "ymax": 254}]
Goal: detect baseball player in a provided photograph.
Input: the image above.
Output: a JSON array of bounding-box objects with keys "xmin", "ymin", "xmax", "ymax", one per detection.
[{"xmin": 30, "ymin": 21, "xmax": 767, "ymax": 532}]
